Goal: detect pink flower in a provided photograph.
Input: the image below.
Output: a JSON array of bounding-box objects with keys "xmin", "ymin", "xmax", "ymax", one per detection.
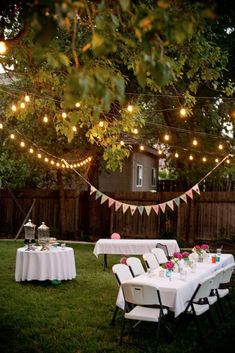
[
  {"xmin": 173, "ymin": 252, "xmax": 183, "ymax": 260},
  {"xmin": 111, "ymin": 233, "xmax": 121, "ymax": 240},
  {"xmin": 201, "ymin": 244, "xmax": 209, "ymax": 251},
  {"xmin": 194, "ymin": 245, "xmax": 201, "ymax": 251},
  {"xmin": 165, "ymin": 261, "xmax": 174, "ymax": 270},
  {"xmin": 182, "ymin": 251, "xmax": 190, "ymax": 258}
]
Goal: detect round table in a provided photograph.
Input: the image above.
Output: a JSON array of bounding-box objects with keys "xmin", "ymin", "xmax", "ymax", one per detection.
[{"xmin": 15, "ymin": 246, "xmax": 76, "ymax": 282}]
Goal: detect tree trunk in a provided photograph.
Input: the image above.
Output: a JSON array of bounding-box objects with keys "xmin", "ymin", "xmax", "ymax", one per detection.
[{"xmin": 57, "ymin": 170, "xmax": 66, "ymax": 238}]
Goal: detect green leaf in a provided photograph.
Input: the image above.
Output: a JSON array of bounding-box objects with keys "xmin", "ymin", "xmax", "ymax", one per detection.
[{"xmin": 118, "ymin": 0, "xmax": 130, "ymax": 12}]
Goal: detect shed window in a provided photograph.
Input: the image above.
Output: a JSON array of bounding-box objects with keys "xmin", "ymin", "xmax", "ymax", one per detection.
[{"xmin": 136, "ymin": 164, "xmax": 143, "ymax": 187}]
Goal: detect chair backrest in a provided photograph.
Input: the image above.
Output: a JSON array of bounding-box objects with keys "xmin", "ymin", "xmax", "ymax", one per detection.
[
  {"xmin": 151, "ymin": 248, "xmax": 168, "ymax": 264},
  {"xmin": 211, "ymin": 268, "xmax": 224, "ymax": 290},
  {"xmin": 122, "ymin": 282, "xmax": 161, "ymax": 306},
  {"xmin": 142, "ymin": 253, "xmax": 159, "ymax": 270},
  {"xmin": 221, "ymin": 263, "xmax": 235, "ymax": 284},
  {"xmin": 126, "ymin": 257, "xmax": 145, "ymax": 277},
  {"xmin": 156, "ymin": 243, "xmax": 169, "ymax": 257},
  {"xmin": 193, "ymin": 274, "xmax": 215, "ymax": 301},
  {"xmin": 112, "ymin": 264, "xmax": 133, "ymax": 285}
]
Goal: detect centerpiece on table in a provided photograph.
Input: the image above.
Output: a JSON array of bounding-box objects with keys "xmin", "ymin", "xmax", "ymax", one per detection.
[
  {"xmin": 192, "ymin": 244, "xmax": 209, "ymax": 262},
  {"xmin": 163, "ymin": 260, "xmax": 175, "ymax": 279}
]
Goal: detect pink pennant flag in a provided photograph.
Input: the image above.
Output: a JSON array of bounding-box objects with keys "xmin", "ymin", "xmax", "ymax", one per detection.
[
  {"xmin": 180, "ymin": 194, "xmax": 188, "ymax": 203},
  {"xmin": 108, "ymin": 198, "xmax": 115, "ymax": 208},
  {"xmin": 152, "ymin": 205, "xmax": 159, "ymax": 214},
  {"xmin": 115, "ymin": 201, "xmax": 122, "ymax": 211},
  {"xmin": 159, "ymin": 203, "xmax": 166, "ymax": 213},
  {"xmin": 100, "ymin": 194, "xmax": 108, "ymax": 204},
  {"xmin": 186, "ymin": 189, "xmax": 193, "ymax": 199},
  {"xmin": 122, "ymin": 203, "xmax": 130, "ymax": 214},
  {"xmin": 192, "ymin": 184, "xmax": 200, "ymax": 195},
  {"xmin": 130, "ymin": 205, "xmax": 137, "ymax": 215},
  {"xmin": 167, "ymin": 200, "xmax": 174, "ymax": 211},
  {"xmin": 90, "ymin": 185, "xmax": 96, "ymax": 194},
  {"xmin": 145, "ymin": 206, "xmax": 152, "ymax": 216}
]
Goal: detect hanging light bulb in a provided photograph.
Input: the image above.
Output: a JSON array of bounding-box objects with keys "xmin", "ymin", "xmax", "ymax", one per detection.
[
  {"xmin": 226, "ymin": 159, "xmax": 230, "ymax": 164},
  {"xmin": 218, "ymin": 144, "xmax": 223, "ymax": 150},
  {"xmin": 10, "ymin": 133, "xmax": 15, "ymax": 139},
  {"xmin": 192, "ymin": 138, "xmax": 198, "ymax": 146},
  {"xmin": 20, "ymin": 102, "xmax": 26, "ymax": 109},
  {"xmin": 133, "ymin": 128, "xmax": 138, "ymax": 134},
  {"xmin": 174, "ymin": 152, "xmax": 179, "ymax": 158},
  {"xmin": 164, "ymin": 134, "xmax": 170, "ymax": 141},
  {"xmin": 158, "ymin": 150, "xmax": 162, "ymax": 155},
  {"xmin": 29, "ymin": 148, "xmax": 34, "ymax": 153},
  {"xmin": 0, "ymin": 123, "xmax": 3, "ymax": 129},
  {"xmin": 98, "ymin": 121, "xmax": 104, "ymax": 127},
  {"xmin": 44, "ymin": 157, "xmax": 49, "ymax": 162},
  {"xmin": 120, "ymin": 140, "xmax": 125, "ymax": 146},
  {"xmin": 62, "ymin": 112, "xmax": 67, "ymax": 118},
  {"xmin": 72, "ymin": 126, "xmax": 77, "ymax": 132},
  {"xmin": 11, "ymin": 105, "xmax": 17, "ymax": 112},
  {"xmin": 202, "ymin": 157, "xmax": 207, "ymax": 162},
  {"xmin": 140, "ymin": 145, "xmax": 144, "ymax": 151},
  {"xmin": 24, "ymin": 95, "xmax": 30, "ymax": 102},
  {"xmin": 20, "ymin": 141, "xmax": 25, "ymax": 147},
  {"xmin": 180, "ymin": 107, "xmax": 187, "ymax": 117},
  {"xmin": 215, "ymin": 158, "xmax": 219, "ymax": 163},
  {"xmin": 0, "ymin": 41, "xmax": 7, "ymax": 54},
  {"xmin": 127, "ymin": 104, "xmax": 133, "ymax": 112},
  {"xmin": 37, "ymin": 153, "xmax": 42, "ymax": 159},
  {"xmin": 50, "ymin": 160, "xmax": 55, "ymax": 165},
  {"xmin": 43, "ymin": 115, "xmax": 49, "ymax": 123},
  {"xmin": 75, "ymin": 102, "xmax": 80, "ymax": 108},
  {"xmin": 189, "ymin": 154, "xmax": 193, "ymax": 160}
]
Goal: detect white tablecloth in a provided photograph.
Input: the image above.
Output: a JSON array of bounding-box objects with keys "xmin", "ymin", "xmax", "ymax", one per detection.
[
  {"xmin": 93, "ymin": 239, "xmax": 180, "ymax": 257},
  {"xmin": 15, "ymin": 246, "xmax": 76, "ymax": 282},
  {"xmin": 117, "ymin": 253, "xmax": 234, "ymax": 317}
]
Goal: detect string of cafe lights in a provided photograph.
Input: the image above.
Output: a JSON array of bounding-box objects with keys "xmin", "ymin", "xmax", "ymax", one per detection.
[
  {"xmin": 1, "ymin": 84, "xmax": 235, "ymax": 165},
  {"xmin": 0, "ymin": 122, "xmax": 92, "ymax": 170}
]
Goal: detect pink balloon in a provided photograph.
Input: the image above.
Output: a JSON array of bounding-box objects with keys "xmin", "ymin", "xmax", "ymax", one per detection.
[{"xmin": 111, "ymin": 232, "xmax": 121, "ymax": 239}]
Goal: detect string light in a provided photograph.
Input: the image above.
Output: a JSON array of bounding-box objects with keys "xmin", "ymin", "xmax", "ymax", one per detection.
[
  {"xmin": 29, "ymin": 148, "xmax": 34, "ymax": 153},
  {"xmin": 44, "ymin": 157, "xmax": 49, "ymax": 162},
  {"xmin": 99, "ymin": 121, "xmax": 104, "ymax": 127},
  {"xmin": 24, "ymin": 95, "xmax": 30, "ymax": 102},
  {"xmin": 164, "ymin": 134, "xmax": 170, "ymax": 141},
  {"xmin": 218, "ymin": 144, "xmax": 223, "ymax": 150},
  {"xmin": 202, "ymin": 157, "xmax": 207, "ymax": 162},
  {"xmin": 192, "ymin": 138, "xmax": 198, "ymax": 146},
  {"xmin": 43, "ymin": 115, "xmax": 49, "ymax": 123},
  {"xmin": 174, "ymin": 152, "xmax": 179, "ymax": 158},
  {"xmin": 133, "ymin": 128, "xmax": 138, "ymax": 134},
  {"xmin": 20, "ymin": 102, "xmax": 26, "ymax": 109},
  {"xmin": 11, "ymin": 105, "xmax": 17, "ymax": 112},
  {"xmin": 180, "ymin": 107, "xmax": 187, "ymax": 117},
  {"xmin": 75, "ymin": 102, "xmax": 80, "ymax": 108},
  {"xmin": 140, "ymin": 145, "xmax": 144, "ymax": 151},
  {"xmin": 62, "ymin": 112, "xmax": 67, "ymax": 118},
  {"xmin": 189, "ymin": 154, "xmax": 193, "ymax": 160},
  {"xmin": 226, "ymin": 159, "xmax": 230, "ymax": 164},
  {"xmin": 215, "ymin": 158, "xmax": 219, "ymax": 163},
  {"xmin": 0, "ymin": 41, "xmax": 7, "ymax": 54},
  {"xmin": 120, "ymin": 140, "xmax": 125, "ymax": 146},
  {"xmin": 20, "ymin": 141, "xmax": 25, "ymax": 147},
  {"xmin": 37, "ymin": 153, "xmax": 42, "ymax": 158},
  {"xmin": 72, "ymin": 126, "xmax": 77, "ymax": 132},
  {"xmin": 0, "ymin": 123, "xmax": 3, "ymax": 129},
  {"xmin": 10, "ymin": 133, "xmax": 15, "ymax": 139},
  {"xmin": 158, "ymin": 150, "xmax": 163, "ymax": 155},
  {"xmin": 127, "ymin": 104, "xmax": 133, "ymax": 112}
]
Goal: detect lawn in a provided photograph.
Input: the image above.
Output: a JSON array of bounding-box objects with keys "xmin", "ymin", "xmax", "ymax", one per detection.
[{"xmin": 0, "ymin": 240, "xmax": 235, "ymax": 353}]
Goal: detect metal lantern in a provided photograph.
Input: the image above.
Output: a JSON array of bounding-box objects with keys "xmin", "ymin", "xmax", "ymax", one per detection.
[
  {"xmin": 24, "ymin": 219, "xmax": 36, "ymax": 251},
  {"xmin": 37, "ymin": 222, "xmax": 50, "ymax": 251}
]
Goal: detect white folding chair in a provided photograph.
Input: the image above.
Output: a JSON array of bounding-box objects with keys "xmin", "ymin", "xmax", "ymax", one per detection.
[
  {"xmin": 156, "ymin": 243, "xmax": 169, "ymax": 258},
  {"xmin": 120, "ymin": 282, "xmax": 172, "ymax": 349},
  {"xmin": 111, "ymin": 264, "xmax": 133, "ymax": 325},
  {"xmin": 151, "ymin": 248, "xmax": 168, "ymax": 265},
  {"xmin": 142, "ymin": 253, "xmax": 159, "ymax": 270},
  {"xmin": 126, "ymin": 257, "xmax": 145, "ymax": 277},
  {"xmin": 182, "ymin": 274, "xmax": 216, "ymax": 339},
  {"xmin": 216, "ymin": 263, "xmax": 234, "ymax": 316}
]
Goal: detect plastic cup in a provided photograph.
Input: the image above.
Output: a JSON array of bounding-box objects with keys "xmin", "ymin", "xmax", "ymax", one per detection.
[{"xmin": 211, "ymin": 255, "xmax": 216, "ymax": 263}]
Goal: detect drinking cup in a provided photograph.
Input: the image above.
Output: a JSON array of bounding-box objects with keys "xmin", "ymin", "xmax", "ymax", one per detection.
[{"xmin": 211, "ymin": 255, "xmax": 216, "ymax": 263}]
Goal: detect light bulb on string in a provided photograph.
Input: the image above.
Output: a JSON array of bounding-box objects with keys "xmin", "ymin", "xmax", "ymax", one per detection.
[
  {"xmin": 43, "ymin": 115, "xmax": 49, "ymax": 123},
  {"xmin": 158, "ymin": 150, "xmax": 162, "ymax": 155},
  {"xmin": 98, "ymin": 121, "xmax": 104, "ymax": 127},
  {"xmin": 140, "ymin": 145, "xmax": 144, "ymax": 151},
  {"xmin": 202, "ymin": 157, "xmax": 207, "ymax": 162},
  {"xmin": 20, "ymin": 102, "xmax": 26, "ymax": 109},
  {"xmin": 37, "ymin": 153, "xmax": 42, "ymax": 159},
  {"xmin": 50, "ymin": 160, "xmax": 55, "ymax": 165},
  {"xmin": 29, "ymin": 148, "xmax": 34, "ymax": 154},
  {"xmin": 218, "ymin": 144, "xmax": 223, "ymax": 150},
  {"xmin": 215, "ymin": 158, "xmax": 219, "ymax": 163},
  {"xmin": 56, "ymin": 162, "xmax": 60, "ymax": 167},
  {"xmin": 192, "ymin": 138, "xmax": 198, "ymax": 146},
  {"xmin": 72, "ymin": 126, "xmax": 77, "ymax": 132},
  {"xmin": 133, "ymin": 128, "xmax": 138, "ymax": 134},
  {"xmin": 120, "ymin": 140, "xmax": 125, "ymax": 146},
  {"xmin": 44, "ymin": 157, "xmax": 48, "ymax": 162},
  {"xmin": 0, "ymin": 41, "xmax": 7, "ymax": 54},
  {"xmin": 20, "ymin": 141, "xmax": 25, "ymax": 148},
  {"xmin": 11, "ymin": 105, "xmax": 17, "ymax": 112},
  {"xmin": 75, "ymin": 102, "xmax": 80, "ymax": 108},
  {"xmin": 0, "ymin": 123, "xmax": 3, "ymax": 129},
  {"xmin": 10, "ymin": 133, "xmax": 15, "ymax": 139},
  {"xmin": 164, "ymin": 134, "xmax": 170, "ymax": 141},
  {"xmin": 189, "ymin": 154, "xmax": 193, "ymax": 160},
  {"xmin": 226, "ymin": 159, "xmax": 230, "ymax": 164},
  {"xmin": 127, "ymin": 104, "xmax": 133, "ymax": 112},
  {"xmin": 180, "ymin": 107, "xmax": 187, "ymax": 117},
  {"xmin": 24, "ymin": 95, "xmax": 30, "ymax": 102},
  {"xmin": 62, "ymin": 112, "xmax": 67, "ymax": 119},
  {"xmin": 174, "ymin": 152, "xmax": 179, "ymax": 158}
]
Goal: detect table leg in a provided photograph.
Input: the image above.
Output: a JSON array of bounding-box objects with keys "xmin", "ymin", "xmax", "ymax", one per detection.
[{"xmin": 103, "ymin": 254, "xmax": 108, "ymax": 270}]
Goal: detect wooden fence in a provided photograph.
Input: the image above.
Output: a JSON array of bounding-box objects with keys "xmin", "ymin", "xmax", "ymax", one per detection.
[{"xmin": 1, "ymin": 188, "xmax": 235, "ymax": 244}]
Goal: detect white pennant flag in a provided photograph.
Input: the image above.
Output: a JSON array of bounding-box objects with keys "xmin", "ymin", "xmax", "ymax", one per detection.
[
  {"xmin": 167, "ymin": 200, "xmax": 174, "ymax": 211},
  {"xmin": 180, "ymin": 193, "xmax": 188, "ymax": 203},
  {"xmin": 122, "ymin": 203, "xmax": 130, "ymax": 214},
  {"xmin": 130, "ymin": 205, "xmax": 137, "ymax": 215},
  {"xmin": 100, "ymin": 194, "xmax": 108, "ymax": 204},
  {"xmin": 192, "ymin": 184, "xmax": 200, "ymax": 194},
  {"xmin": 115, "ymin": 201, "xmax": 122, "ymax": 211},
  {"xmin": 145, "ymin": 206, "xmax": 152, "ymax": 216},
  {"xmin": 159, "ymin": 203, "xmax": 166, "ymax": 213},
  {"xmin": 90, "ymin": 185, "xmax": 96, "ymax": 194}
]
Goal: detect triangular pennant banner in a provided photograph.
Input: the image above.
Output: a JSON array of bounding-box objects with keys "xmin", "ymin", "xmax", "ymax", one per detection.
[
  {"xmin": 108, "ymin": 198, "xmax": 115, "ymax": 208},
  {"xmin": 192, "ymin": 184, "xmax": 200, "ymax": 195},
  {"xmin": 174, "ymin": 197, "xmax": 180, "ymax": 207},
  {"xmin": 180, "ymin": 194, "xmax": 188, "ymax": 203},
  {"xmin": 186, "ymin": 189, "xmax": 193, "ymax": 199},
  {"xmin": 100, "ymin": 194, "xmax": 108, "ymax": 204},
  {"xmin": 152, "ymin": 205, "xmax": 159, "ymax": 214},
  {"xmin": 130, "ymin": 205, "xmax": 137, "ymax": 215},
  {"xmin": 122, "ymin": 203, "xmax": 130, "ymax": 214},
  {"xmin": 167, "ymin": 200, "xmax": 174, "ymax": 211},
  {"xmin": 90, "ymin": 185, "xmax": 96, "ymax": 195},
  {"xmin": 159, "ymin": 203, "xmax": 166, "ymax": 213},
  {"xmin": 138, "ymin": 206, "xmax": 144, "ymax": 215},
  {"xmin": 145, "ymin": 206, "xmax": 152, "ymax": 216},
  {"xmin": 95, "ymin": 190, "xmax": 102, "ymax": 200},
  {"xmin": 115, "ymin": 201, "xmax": 122, "ymax": 211}
]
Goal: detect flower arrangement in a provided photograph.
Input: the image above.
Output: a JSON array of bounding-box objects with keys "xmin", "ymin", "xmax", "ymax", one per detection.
[
  {"xmin": 192, "ymin": 244, "xmax": 209, "ymax": 255},
  {"xmin": 182, "ymin": 251, "xmax": 190, "ymax": 259},
  {"xmin": 162, "ymin": 260, "xmax": 174, "ymax": 270}
]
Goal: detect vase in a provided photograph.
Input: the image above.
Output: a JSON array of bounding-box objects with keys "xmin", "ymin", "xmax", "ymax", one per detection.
[
  {"xmin": 198, "ymin": 254, "xmax": 203, "ymax": 263},
  {"xmin": 165, "ymin": 269, "xmax": 173, "ymax": 280}
]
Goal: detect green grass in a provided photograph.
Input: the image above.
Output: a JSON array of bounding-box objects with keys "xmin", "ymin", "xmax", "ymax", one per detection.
[{"xmin": 0, "ymin": 240, "xmax": 235, "ymax": 353}]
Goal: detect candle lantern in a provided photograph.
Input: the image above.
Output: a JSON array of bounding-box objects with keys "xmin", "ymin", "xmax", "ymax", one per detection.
[
  {"xmin": 37, "ymin": 222, "xmax": 50, "ymax": 251},
  {"xmin": 24, "ymin": 219, "xmax": 36, "ymax": 251}
]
